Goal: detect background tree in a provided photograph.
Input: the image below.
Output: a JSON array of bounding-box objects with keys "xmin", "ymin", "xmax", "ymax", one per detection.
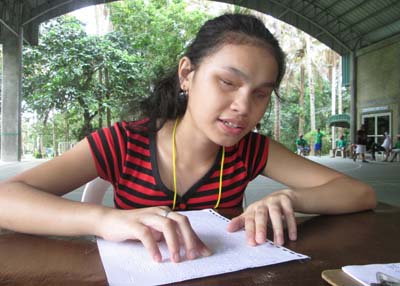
[
  {"xmin": 108, "ymin": 0, "xmax": 211, "ymax": 116},
  {"xmin": 21, "ymin": 1, "xmax": 349, "ymax": 157},
  {"xmin": 22, "ymin": 1, "xmax": 210, "ymax": 155}
]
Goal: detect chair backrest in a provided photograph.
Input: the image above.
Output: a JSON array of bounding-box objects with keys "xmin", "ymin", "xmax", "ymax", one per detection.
[{"xmin": 81, "ymin": 177, "xmax": 111, "ymax": 205}]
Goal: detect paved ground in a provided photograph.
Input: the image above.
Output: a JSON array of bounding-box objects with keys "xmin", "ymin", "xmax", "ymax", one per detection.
[{"xmin": 1, "ymin": 156, "xmax": 399, "ymax": 208}]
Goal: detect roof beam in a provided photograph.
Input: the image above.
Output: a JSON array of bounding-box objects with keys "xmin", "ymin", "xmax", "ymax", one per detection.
[
  {"xmin": 321, "ymin": 0, "xmax": 376, "ymax": 29},
  {"xmin": 0, "ymin": 17, "xmax": 19, "ymax": 38},
  {"xmin": 359, "ymin": 17, "xmax": 400, "ymax": 45},
  {"xmin": 313, "ymin": 0, "xmax": 347, "ymax": 22},
  {"xmin": 336, "ymin": 0, "xmax": 400, "ymax": 37},
  {"xmin": 267, "ymin": 0, "xmax": 351, "ymax": 53},
  {"xmin": 23, "ymin": 0, "xmax": 75, "ymax": 26}
]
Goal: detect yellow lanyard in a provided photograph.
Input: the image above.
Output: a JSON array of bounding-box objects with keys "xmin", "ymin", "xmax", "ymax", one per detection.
[{"xmin": 172, "ymin": 118, "xmax": 225, "ymax": 210}]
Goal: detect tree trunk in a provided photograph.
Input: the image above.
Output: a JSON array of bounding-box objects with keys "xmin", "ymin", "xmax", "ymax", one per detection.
[
  {"xmin": 338, "ymin": 56, "xmax": 343, "ymax": 114},
  {"xmin": 105, "ymin": 68, "xmax": 111, "ymax": 126},
  {"xmin": 79, "ymin": 110, "xmax": 93, "ymax": 140},
  {"xmin": 331, "ymin": 52, "xmax": 337, "ymax": 150},
  {"xmin": 98, "ymin": 68, "xmax": 104, "ymax": 128},
  {"xmin": 306, "ymin": 36, "xmax": 316, "ymax": 131},
  {"xmin": 298, "ymin": 63, "xmax": 305, "ymax": 135},
  {"xmin": 274, "ymin": 96, "xmax": 281, "ymax": 141},
  {"xmin": 273, "ymin": 21, "xmax": 281, "ymax": 141},
  {"xmin": 52, "ymin": 117, "xmax": 58, "ymax": 156}
]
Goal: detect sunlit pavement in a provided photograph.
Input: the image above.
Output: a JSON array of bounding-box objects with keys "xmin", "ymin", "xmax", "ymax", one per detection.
[
  {"xmin": 1, "ymin": 155, "xmax": 399, "ymax": 208},
  {"xmin": 248, "ymin": 155, "xmax": 400, "ymax": 207}
]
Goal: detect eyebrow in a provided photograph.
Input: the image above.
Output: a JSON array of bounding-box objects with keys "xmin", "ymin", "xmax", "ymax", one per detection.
[{"xmin": 222, "ymin": 66, "xmax": 277, "ymax": 88}]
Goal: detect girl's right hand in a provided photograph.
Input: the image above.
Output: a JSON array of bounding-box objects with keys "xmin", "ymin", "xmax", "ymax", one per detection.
[{"xmin": 96, "ymin": 206, "xmax": 212, "ymax": 263}]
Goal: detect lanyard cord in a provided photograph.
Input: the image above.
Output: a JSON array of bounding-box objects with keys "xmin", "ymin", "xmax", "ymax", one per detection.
[{"xmin": 171, "ymin": 118, "xmax": 224, "ymax": 210}]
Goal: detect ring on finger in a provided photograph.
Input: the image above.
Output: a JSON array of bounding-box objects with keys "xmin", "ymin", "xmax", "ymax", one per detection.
[{"xmin": 163, "ymin": 209, "xmax": 172, "ymax": 218}]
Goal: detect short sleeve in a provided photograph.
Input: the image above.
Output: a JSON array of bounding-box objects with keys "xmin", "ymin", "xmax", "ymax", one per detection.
[
  {"xmin": 236, "ymin": 132, "xmax": 270, "ymax": 181},
  {"xmin": 86, "ymin": 122, "xmax": 128, "ymax": 185}
]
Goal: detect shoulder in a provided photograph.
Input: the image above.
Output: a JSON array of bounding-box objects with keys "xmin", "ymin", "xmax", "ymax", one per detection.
[
  {"xmin": 87, "ymin": 119, "xmax": 151, "ymax": 145},
  {"xmin": 230, "ymin": 132, "xmax": 270, "ymax": 160},
  {"xmin": 238, "ymin": 131, "xmax": 269, "ymax": 145},
  {"xmin": 227, "ymin": 131, "xmax": 270, "ymax": 156}
]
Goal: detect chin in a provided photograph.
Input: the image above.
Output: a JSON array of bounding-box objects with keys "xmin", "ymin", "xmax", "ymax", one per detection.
[{"xmin": 214, "ymin": 136, "xmax": 244, "ymax": 147}]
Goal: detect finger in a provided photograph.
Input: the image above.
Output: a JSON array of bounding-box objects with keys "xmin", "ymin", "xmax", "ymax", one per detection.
[
  {"xmin": 254, "ymin": 207, "xmax": 268, "ymax": 244},
  {"xmin": 160, "ymin": 218, "xmax": 181, "ymax": 263},
  {"xmin": 167, "ymin": 212, "xmax": 212, "ymax": 260},
  {"xmin": 268, "ymin": 205, "xmax": 285, "ymax": 245},
  {"xmin": 151, "ymin": 229, "xmax": 163, "ymax": 242},
  {"xmin": 281, "ymin": 199, "xmax": 297, "ymax": 241},
  {"xmin": 226, "ymin": 215, "xmax": 245, "ymax": 232},
  {"xmin": 135, "ymin": 224, "xmax": 162, "ymax": 263},
  {"xmin": 140, "ymin": 210, "xmax": 181, "ymax": 263},
  {"xmin": 244, "ymin": 214, "xmax": 256, "ymax": 246}
]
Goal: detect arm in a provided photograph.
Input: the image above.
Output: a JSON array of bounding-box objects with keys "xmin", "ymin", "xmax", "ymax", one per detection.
[
  {"xmin": 228, "ymin": 139, "xmax": 376, "ymax": 245},
  {"xmin": 264, "ymin": 139, "xmax": 375, "ymax": 214},
  {"xmin": 0, "ymin": 139, "xmax": 210, "ymax": 262},
  {"xmin": 0, "ymin": 139, "xmax": 100, "ymax": 235}
]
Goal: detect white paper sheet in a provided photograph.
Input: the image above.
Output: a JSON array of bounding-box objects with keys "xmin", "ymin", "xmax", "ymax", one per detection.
[
  {"xmin": 342, "ymin": 263, "xmax": 400, "ymax": 286},
  {"xmin": 97, "ymin": 209, "xmax": 309, "ymax": 286}
]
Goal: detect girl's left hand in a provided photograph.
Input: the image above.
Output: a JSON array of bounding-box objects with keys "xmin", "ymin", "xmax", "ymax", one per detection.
[{"xmin": 226, "ymin": 190, "xmax": 297, "ymax": 246}]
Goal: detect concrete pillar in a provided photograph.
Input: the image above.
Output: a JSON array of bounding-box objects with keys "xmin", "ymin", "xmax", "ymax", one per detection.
[
  {"xmin": 350, "ymin": 51, "xmax": 357, "ymax": 143},
  {"xmin": 1, "ymin": 29, "xmax": 22, "ymax": 161}
]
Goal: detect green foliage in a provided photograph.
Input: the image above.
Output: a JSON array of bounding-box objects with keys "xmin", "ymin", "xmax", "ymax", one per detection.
[
  {"xmin": 108, "ymin": 0, "xmax": 211, "ymax": 117},
  {"xmin": 21, "ymin": 2, "xmax": 349, "ymax": 157},
  {"xmin": 23, "ymin": 1, "xmax": 210, "ymax": 151},
  {"xmin": 263, "ymin": 71, "xmax": 334, "ymax": 153}
]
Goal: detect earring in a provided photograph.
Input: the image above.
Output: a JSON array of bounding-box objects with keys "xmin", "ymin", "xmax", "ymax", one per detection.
[{"xmin": 178, "ymin": 90, "xmax": 188, "ymax": 100}]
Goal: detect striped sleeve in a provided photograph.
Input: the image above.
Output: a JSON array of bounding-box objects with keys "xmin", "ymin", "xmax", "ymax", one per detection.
[
  {"xmin": 86, "ymin": 122, "xmax": 128, "ymax": 185},
  {"xmin": 240, "ymin": 132, "xmax": 270, "ymax": 181}
]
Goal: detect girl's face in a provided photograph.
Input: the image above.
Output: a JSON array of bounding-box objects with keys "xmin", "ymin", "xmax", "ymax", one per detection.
[{"xmin": 180, "ymin": 43, "xmax": 279, "ymax": 147}]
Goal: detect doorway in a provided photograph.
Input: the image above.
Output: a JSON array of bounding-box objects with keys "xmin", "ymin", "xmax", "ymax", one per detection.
[{"xmin": 362, "ymin": 112, "xmax": 391, "ymax": 145}]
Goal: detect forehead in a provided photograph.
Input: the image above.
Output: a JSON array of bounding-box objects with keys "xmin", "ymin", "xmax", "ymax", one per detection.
[{"xmin": 199, "ymin": 43, "xmax": 279, "ymax": 82}]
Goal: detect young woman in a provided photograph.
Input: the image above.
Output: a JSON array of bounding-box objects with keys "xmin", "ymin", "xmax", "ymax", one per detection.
[{"xmin": 0, "ymin": 13, "xmax": 376, "ymax": 264}]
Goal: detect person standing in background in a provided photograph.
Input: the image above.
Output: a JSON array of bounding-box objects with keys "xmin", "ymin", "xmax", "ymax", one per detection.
[
  {"xmin": 381, "ymin": 132, "xmax": 392, "ymax": 162},
  {"xmin": 314, "ymin": 128, "xmax": 324, "ymax": 156},
  {"xmin": 354, "ymin": 124, "xmax": 368, "ymax": 163}
]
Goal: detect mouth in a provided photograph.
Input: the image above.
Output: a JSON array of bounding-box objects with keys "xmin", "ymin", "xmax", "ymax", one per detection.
[{"xmin": 219, "ymin": 119, "xmax": 245, "ymax": 130}]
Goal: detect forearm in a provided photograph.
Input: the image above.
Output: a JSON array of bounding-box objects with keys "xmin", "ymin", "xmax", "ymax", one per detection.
[
  {"xmin": 0, "ymin": 181, "xmax": 105, "ymax": 236},
  {"xmin": 283, "ymin": 176, "xmax": 376, "ymax": 214}
]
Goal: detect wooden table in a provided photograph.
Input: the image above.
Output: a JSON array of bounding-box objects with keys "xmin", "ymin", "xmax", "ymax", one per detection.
[{"xmin": 0, "ymin": 204, "xmax": 399, "ymax": 286}]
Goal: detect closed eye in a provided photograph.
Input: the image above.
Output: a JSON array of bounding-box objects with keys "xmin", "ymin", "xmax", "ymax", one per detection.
[
  {"xmin": 254, "ymin": 89, "xmax": 273, "ymax": 99},
  {"xmin": 220, "ymin": 79, "xmax": 233, "ymax": 86}
]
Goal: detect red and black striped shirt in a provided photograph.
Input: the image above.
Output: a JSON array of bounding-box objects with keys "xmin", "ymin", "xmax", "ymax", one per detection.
[{"xmin": 87, "ymin": 121, "xmax": 270, "ymax": 210}]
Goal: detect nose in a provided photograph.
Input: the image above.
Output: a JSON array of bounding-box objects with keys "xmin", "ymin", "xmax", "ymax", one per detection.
[{"xmin": 230, "ymin": 91, "xmax": 251, "ymax": 116}]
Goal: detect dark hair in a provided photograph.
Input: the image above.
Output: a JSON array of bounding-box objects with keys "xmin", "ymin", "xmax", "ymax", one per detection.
[{"xmin": 139, "ymin": 13, "xmax": 286, "ymax": 132}]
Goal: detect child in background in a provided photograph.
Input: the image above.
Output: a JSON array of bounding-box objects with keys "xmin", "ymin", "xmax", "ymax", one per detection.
[{"xmin": 295, "ymin": 134, "xmax": 309, "ymax": 156}]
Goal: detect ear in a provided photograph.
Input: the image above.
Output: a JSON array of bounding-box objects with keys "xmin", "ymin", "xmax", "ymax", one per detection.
[{"xmin": 178, "ymin": 56, "xmax": 194, "ymax": 90}]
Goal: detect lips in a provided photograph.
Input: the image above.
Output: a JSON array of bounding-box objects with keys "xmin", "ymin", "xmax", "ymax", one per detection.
[{"xmin": 219, "ymin": 119, "xmax": 245, "ymax": 129}]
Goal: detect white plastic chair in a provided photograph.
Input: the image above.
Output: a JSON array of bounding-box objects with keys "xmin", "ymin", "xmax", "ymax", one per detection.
[{"xmin": 81, "ymin": 177, "xmax": 112, "ymax": 205}]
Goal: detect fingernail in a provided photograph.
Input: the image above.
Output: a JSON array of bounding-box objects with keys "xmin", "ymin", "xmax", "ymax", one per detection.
[
  {"xmin": 247, "ymin": 238, "xmax": 256, "ymax": 246},
  {"xmin": 173, "ymin": 252, "xmax": 180, "ymax": 263},
  {"xmin": 200, "ymin": 246, "xmax": 213, "ymax": 257},
  {"xmin": 188, "ymin": 249, "xmax": 199, "ymax": 260},
  {"xmin": 153, "ymin": 253, "xmax": 162, "ymax": 263}
]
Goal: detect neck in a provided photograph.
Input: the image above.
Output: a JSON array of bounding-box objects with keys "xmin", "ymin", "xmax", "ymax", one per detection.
[{"xmin": 171, "ymin": 117, "xmax": 220, "ymax": 165}]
